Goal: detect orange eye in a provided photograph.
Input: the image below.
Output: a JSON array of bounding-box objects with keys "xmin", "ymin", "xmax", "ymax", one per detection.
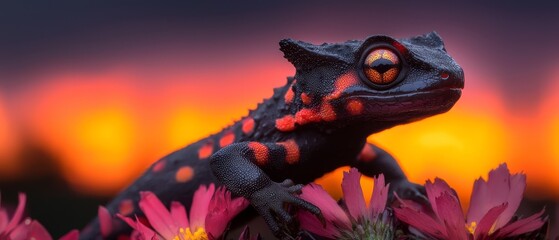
[{"xmin": 363, "ymin": 48, "xmax": 401, "ymax": 85}]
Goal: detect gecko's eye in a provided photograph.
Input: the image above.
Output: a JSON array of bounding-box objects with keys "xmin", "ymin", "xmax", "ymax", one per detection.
[{"xmin": 363, "ymin": 48, "xmax": 402, "ymax": 86}]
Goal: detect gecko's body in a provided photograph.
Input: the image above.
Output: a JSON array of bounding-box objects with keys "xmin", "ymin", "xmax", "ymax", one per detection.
[{"xmin": 82, "ymin": 32, "xmax": 464, "ymax": 239}]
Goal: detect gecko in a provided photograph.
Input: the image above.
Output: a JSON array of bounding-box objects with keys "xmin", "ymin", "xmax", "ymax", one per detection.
[{"xmin": 81, "ymin": 32, "xmax": 464, "ymax": 239}]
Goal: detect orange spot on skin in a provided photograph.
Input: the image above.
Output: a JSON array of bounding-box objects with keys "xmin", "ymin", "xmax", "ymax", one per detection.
[
  {"xmin": 219, "ymin": 131, "xmax": 235, "ymax": 147},
  {"xmin": 346, "ymin": 99, "xmax": 364, "ymax": 115},
  {"xmin": 279, "ymin": 140, "xmax": 300, "ymax": 164},
  {"xmin": 198, "ymin": 141, "xmax": 213, "ymax": 159},
  {"xmin": 358, "ymin": 144, "xmax": 377, "ymax": 163},
  {"xmin": 119, "ymin": 199, "xmax": 135, "ymax": 216},
  {"xmin": 248, "ymin": 142, "xmax": 269, "ymax": 166},
  {"xmin": 284, "ymin": 81, "xmax": 296, "ymax": 104},
  {"xmin": 275, "ymin": 115, "xmax": 296, "ymax": 132},
  {"xmin": 242, "ymin": 118, "xmax": 255, "ymax": 135},
  {"xmin": 152, "ymin": 161, "xmax": 165, "ymax": 172},
  {"xmin": 175, "ymin": 166, "xmax": 194, "ymax": 183},
  {"xmin": 301, "ymin": 93, "xmax": 312, "ymax": 105},
  {"xmin": 295, "ymin": 108, "xmax": 321, "ymax": 125},
  {"xmin": 320, "ymin": 102, "xmax": 337, "ymax": 122},
  {"xmin": 327, "ymin": 72, "xmax": 358, "ymax": 100}
]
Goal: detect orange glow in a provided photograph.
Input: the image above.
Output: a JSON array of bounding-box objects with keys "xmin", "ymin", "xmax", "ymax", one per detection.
[
  {"xmin": 14, "ymin": 62, "xmax": 292, "ymax": 195},
  {"xmin": 0, "ymin": 93, "xmax": 22, "ymax": 178},
  {"xmin": 4, "ymin": 56, "xmax": 558, "ymax": 202},
  {"xmin": 66, "ymin": 109, "xmax": 139, "ymax": 191},
  {"xmin": 547, "ymin": 116, "xmax": 559, "ymax": 192},
  {"xmin": 19, "ymin": 71, "xmax": 144, "ymax": 195},
  {"xmin": 533, "ymin": 68, "xmax": 559, "ymax": 196}
]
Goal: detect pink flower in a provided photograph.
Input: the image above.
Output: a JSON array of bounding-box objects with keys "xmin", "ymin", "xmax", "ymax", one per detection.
[
  {"xmin": 297, "ymin": 168, "xmax": 391, "ymax": 239},
  {"xmin": 394, "ymin": 163, "xmax": 546, "ymax": 239},
  {"xmin": 118, "ymin": 184, "xmax": 249, "ymax": 240},
  {"xmin": 0, "ymin": 193, "xmax": 53, "ymax": 240}
]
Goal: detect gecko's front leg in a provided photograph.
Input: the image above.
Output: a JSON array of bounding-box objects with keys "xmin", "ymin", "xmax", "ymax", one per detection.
[
  {"xmin": 210, "ymin": 142, "xmax": 321, "ymax": 238},
  {"xmin": 352, "ymin": 143, "xmax": 427, "ymax": 203}
]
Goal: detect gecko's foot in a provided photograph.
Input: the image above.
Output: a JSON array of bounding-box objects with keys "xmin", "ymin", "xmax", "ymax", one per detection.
[
  {"xmin": 389, "ymin": 179, "xmax": 429, "ymax": 205},
  {"xmin": 250, "ymin": 179, "xmax": 322, "ymax": 239}
]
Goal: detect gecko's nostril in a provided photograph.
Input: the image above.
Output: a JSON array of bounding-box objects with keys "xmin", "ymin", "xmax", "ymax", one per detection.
[{"xmin": 440, "ymin": 72, "xmax": 449, "ymax": 80}]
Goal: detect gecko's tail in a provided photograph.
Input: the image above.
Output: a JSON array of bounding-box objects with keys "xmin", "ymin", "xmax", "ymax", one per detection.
[
  {"xmin": 79, "ymin": 145, "xmax": 219, "ymax": 239},
  {"xmin": 79, "ymin": 179, "xmax": 145, "ymax": 240}
]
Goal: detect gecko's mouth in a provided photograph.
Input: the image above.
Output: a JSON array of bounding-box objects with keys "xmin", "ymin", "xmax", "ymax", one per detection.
[{"xmin": 344, "ymin": 87, "xmax": 462, "ymax": 122}]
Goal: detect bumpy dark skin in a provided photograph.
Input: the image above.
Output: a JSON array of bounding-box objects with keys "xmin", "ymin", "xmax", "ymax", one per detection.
[{"xmin": 81, "ymin": 32, "xmax": 464, "ymax": 239}]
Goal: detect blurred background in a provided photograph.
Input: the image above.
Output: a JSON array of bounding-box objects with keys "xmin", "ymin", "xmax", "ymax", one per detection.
[{"xmin": 0, "ymin": 0, "xmax": 558, "ymax": 237}]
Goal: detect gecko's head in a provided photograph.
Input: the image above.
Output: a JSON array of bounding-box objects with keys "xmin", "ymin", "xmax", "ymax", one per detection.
[{"xmin": 279, "ymin": 32, "xmax": 464, "ymax": 132}]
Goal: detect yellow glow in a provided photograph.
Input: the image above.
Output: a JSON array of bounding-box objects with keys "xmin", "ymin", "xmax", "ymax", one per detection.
[
  {"xmin": 317, "ymin": 106, "xmax": 510, "ymax": 206},
  {"xmin": 528, "ymin": 69, "xmax": 559, "ymax": 197},
  {"xmin": 371, "ymin": 107, "xmax": 510, "ymax": 205},
  {"xmin": 158, "ymin": 107, "xmax": 229, "ymax": 159},
  {"xmin": 58, "ymin": 108, "xmax": 141, "ymax": 195},
  {"xmin": 20, "ymin": 71, "xmax": 145, "ymax": 195}
]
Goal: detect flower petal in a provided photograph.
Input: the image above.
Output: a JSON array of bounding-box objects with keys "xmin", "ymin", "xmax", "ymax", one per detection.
[
  {"xmin": 473, "ymin": 203, "xmax": 507, "ymax": 239},
  {"xmin": 25, "ymin": 220, "xmax": 53, "ymax": 240},
  {"xmin": 5, "ymin": 193, "xmax": 26, "ymax": 233},
  {"xmin": 59, "ymin": 230, "xmax": 80, "ymax": 240},
  {"xmin": 0, "ymin": 209, "xmax": 8, "ymax": 232},
  {"xmin": 98, "ymin": 206, "xmax": 113, "ymax": 237},
  {"xmin": 134, "ymin": 216, "xmax": 159, "ymax": 240},
  {"xmin": 8, "ymin": 219, "xmax": 53, "ymax": 240},
  {"xmin": 341, "ymin": 168, "xmax": 367, "ymax": 221},
  {"xmin": 466, "ymin": 163, "xmax": 525, "ymax": 230},
  {"xmin": 393, "ymin": 205, "xmax": 447, "ymax": 239},
  {"xmin": 493, "ymin": 208, "xmax": 546, "ymax": 238},
  {"xmin": 205, "ymin": 187, "xmax": 249, "ymax": 238},
  {"xmin": 7, "ymin": 221, "xmax": 28, "ymax": 240},
  {"xmin": 117, "ymin": 213, "xmax": 160, "ymax": 239},
  {"xmin": 426, "ymin": 178, "xmax": 454, "ymax": 218},
  {"xmin": 170, "ymin": 201, "xmax": 189, "ymax": 228},
  {"xmin": 434, "ymin": 192, "xmax": 468, "ymax": 240},
  {"xmin": 467, "ymin": 175, "xmax": 489, "ymax": 225},
  {"xmin": 299, "ymin": 183, "xmax": 351, "ymax": 231},
  {"xmin": 298, "ymin": 209, "xmax": 341, "ymax": 238},
  {"xmin": 138, "ymin": 191, "xmax": 176, "ymax": 239},
  {"xmin": 494, "ymin": 166, "xmax": 525, "ymax": 229},
  {"xmin": 189, "ymin": 184, "xmax": 215, "ymax": 230},
  {"xmin": 369, "ymin": 174, "xmax": 389, "ymax": 220},
  {"xmin": 116, "ymin": 214, "xmax": 137, "ymax": 229}
]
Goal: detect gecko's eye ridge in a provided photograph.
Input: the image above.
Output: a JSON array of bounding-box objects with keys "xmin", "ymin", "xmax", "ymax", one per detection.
[{"xmin": 363, "ymin": 48, "xmax": 401, "ymax": 85}]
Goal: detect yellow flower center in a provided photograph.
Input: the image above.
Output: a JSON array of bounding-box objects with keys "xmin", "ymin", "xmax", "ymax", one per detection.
[
  {"xmin": 172, "ymin": 227, "xmax": 208, "ymax": 240},
  {"xmin": 466, "ymin": 221, "xmax": 477, "ymax": 235},
  {"xmin": 466, "ymin": 221, "xmax": 498, "ymax": 238}
]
